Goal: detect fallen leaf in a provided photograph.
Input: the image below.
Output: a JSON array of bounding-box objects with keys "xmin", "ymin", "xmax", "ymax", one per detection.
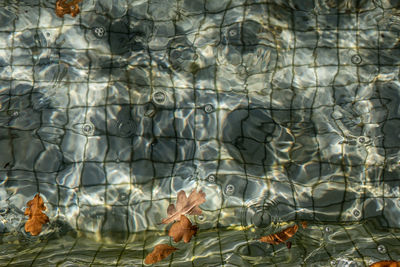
[
  {"xmin": 24, "ymin": 194, "xmax": 49, "ymax": 236},
  {"xmin": 144, "ymin": 244, "xmax": 177, "ymax": 265},
  {"xmin": 168, "ymin": 215, "xmax": 198, "ymax": 243},
  {"xmin": 161, "ymin": 189, "xmax": 206, "ymax": 224},
  {"xmin": 259, "ymin": 224, "xmax": 298, "ymax": 245},
  {"xmin": 369, "ymin": 261, "xmax": 400, "ymax": 267},
  {"xmin": 55, "ymin": 0, "xmax": 82, "ymax": 18},
  {"xmin": 301, "ymin": 221, "xmax": 308, "ymax": 229}
]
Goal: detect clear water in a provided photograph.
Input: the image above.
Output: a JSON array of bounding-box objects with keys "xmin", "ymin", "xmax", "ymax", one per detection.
[{"xmin": 0, "ymin": 0, "xmax": 400, "ymax": 266}]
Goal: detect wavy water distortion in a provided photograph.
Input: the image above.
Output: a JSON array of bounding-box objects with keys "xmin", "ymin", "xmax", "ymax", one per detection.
[{"xmin": 0, "ymin": 0, "xmax": 400, "ymax": 266}]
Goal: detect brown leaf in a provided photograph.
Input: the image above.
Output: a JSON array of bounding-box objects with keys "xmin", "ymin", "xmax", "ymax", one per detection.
[
  {"xmin": 55, "ymin": 0, "xmax": 82, "ymax": 18},
  {"xmin": 259, "ymin": 224, "xmax": 298, "ymax": 245},
  {"xmin": 301, "ymin": 221, "xmax": 308, "ymax": 229},
  {"xmin": 24, "ymin": 193, "xmax": 49, "ymax": 236},
  {"xmin": 161, "ymin": 189, "xmax": 206, "ymax": 224},
  {"xmin": 168, "ymin": 215, "xmax": 198, "ymax": 243},
  {"xmin": 369, "ymin": 261, "xmax": 400, "ymax": 267},
  {"xmin": 144, "ymin": 244, "xmax": 177, "ymax": 265}
]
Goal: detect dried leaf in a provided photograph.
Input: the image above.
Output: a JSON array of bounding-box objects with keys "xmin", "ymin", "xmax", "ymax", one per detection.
[
  {"xmin": 24, "ymin": 194, "xmax": 49, "ymax": 236},
  {"xmin": 144, "ymin": 244, "xmax": 177, "ymax": 265},
  {"xmin": 162, "ymin": 189, "xmax": 206, "ymax": 224},
  {"xmin": 369, "ymin": 261, "xmax": 400, "ymax": 267},
  {"xmin": 301, "ymin": 221, "xmax": 308, "ymax": 229},
  {"xmin": 55, "ymin": 0, "xmax": 82, "ymax": 18},
  {"xmin": 168, "ymin": 215, "xmax": 198, "ymax": 243},
  {"xmin": 259, "ymin": 224, "xmax": 298, "ymax": 245}
]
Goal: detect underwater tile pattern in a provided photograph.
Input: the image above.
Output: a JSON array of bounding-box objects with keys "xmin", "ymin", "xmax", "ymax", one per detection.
[{"xmin": 0, "ymin": 0, "xmax": 400, "ymax": 266}]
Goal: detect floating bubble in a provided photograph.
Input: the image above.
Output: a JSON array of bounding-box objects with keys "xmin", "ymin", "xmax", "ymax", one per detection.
[
  {"xmin": 82, "ymin": 123, "xmax": 95, "ymax": 136},
  {"xmin": 197, "ymin": 214, "xmax": 205, "ymax": 221},
  {"xmin": 228, "ymin": 29, "xmax": 237, "ymax": 37},
  {"xmin": 352, "ymin": 209, "xmax": 361, "ymax": 218},
  {"xmin": 0, "ymin": 208, "xmax": 8, "ymax": 215},
  {"xmin": 357, "ymin": 136, "xmax": 371, "ymax": 145},
  {"xmin": 167, "ymin": 37, "xmax": 196, "ymax": 71},
  {"xmin": 351, "ymin": 54, "xmax": 362, "ymax": 65},
  {"xmin": 325, "ymin": 226, "xmax": 331, "ymax": 233},
  {"xmin": 377, "ymin": 244, "xmax": 387, "ymax": 254},
  {"xmin": 357, "ymin": 136, "xmax": 366, "ymax": 143},
  {"xmin": 204, "ymin": 104, "xmax": 214, "ymax": 114},
  {"xmin": 225, "ymin": 184, "xmax": 235, "ymax": 195},
  {"xmin": 92, "ymin": 26, "xmax": 106, "ymax": 39},
  {"xmin": 207, "ymin": 174, "xmax": 216, "ymax": 183},
  {"xmin": 152, "ymin": 91, "xmax": 166, "ymax": 105}
]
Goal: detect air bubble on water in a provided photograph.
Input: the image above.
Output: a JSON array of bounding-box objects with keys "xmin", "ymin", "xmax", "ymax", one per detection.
[
  {"xmin": 229, "ymin": 29, "xmax": 237, "ymax": 37},
  {"xmin": 225, "ymin": 184, "xmax": 235, "ymax": 195},
  {"xmin": 82, "ymin": 123, "xmax": 95, "ymax": 136},
  {"xmin": 377, "ymin": 244, "xmax": 386, "ymax": 254},
  {"xmin": 207, "ymin": 174, "xmax": 216, "ymax": 183},
  {"xmin": 152, "ymin": 91, "xmax": 166, "ymax": 105},
  {"xmin": 357, "ymin": 136, "xmax": 370, "ymax": 145},
  {"xmin": 351, "ymin": 54, "xmax": 362, "ymax": 65},
  {"xmin": 204, "ymin": 104, "xmax": 214, "ymax": 114},
  {"xmin": 352, "ymin": 209, "xmax": 361, "ymax": 218},
  {"xmin": 92, "ymin": 26, "xmax": 106, "ymax": 39},
  {"xmin": 325, "ymin": 226, "xmax": 331, "ymax": 233},
  {"xmin": 0, "ymin": 208, "xmax": 8, "ymax": 215}
]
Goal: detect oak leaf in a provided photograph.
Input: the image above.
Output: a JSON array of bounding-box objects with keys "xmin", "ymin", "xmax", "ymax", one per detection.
[
  {"xmin": 55, "ymin": 0, "xmax": 82, "ymax": 18},
  {"xmin": 144, "ymin": 244, "xmax": 177, "ymax": 265},
  {"xmin": 24, "ymin": 194, "xmax": 49, "ymax": 236},
  {"xmin": 161, "ymin": 189, "xmax": 206, "ymax": 224},
  {"xmin": 259, "ymin": 224, "xmax": 298, "ymax": 245},
  {"xmin": 168, "ymin": 215, "xmax": 198, "ymax": 243},
  {"xmin": 369, "ymin": 261, "xmax": 400, "ymax": 267}
]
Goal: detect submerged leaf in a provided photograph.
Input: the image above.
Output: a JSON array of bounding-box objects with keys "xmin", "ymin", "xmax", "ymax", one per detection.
[
  {"xmin": 24, "ymin": 193, "xmax": 49, "ymax": 236},
  {"xmin": 259, "ymin": 224, "xmax": 298, "ymax": 245},
  {"xmin": 162, "ymin": 189, "xmax": 206, "ymax": 224},
  {"xmin": 144, "ymin": 244, "xmax": 177, "ymax": 265},
  {"xmin": 369, "ymin": 261, "xmax": 400, "ymax": 267},
  {"xmin": 55, "ymin": 0, "xmax": 82, "ymax": 18},
  {"xmin": 168, "ymin": 215, "xmax": 198, "ymax": 243}
]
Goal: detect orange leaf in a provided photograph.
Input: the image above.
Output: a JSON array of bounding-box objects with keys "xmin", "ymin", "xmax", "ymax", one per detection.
[
  {"xmin": 162, "ymin": 189, "xmax": 206, "ymax": 224},
  {"xmin": 369, "ymin": 261, "xmax": 400, "ymax": 267},
  {"xmin": 144, "ymin": 244, "xmax": 177, "ymax": 265},
  {"xmin": 301, "ymin": 221, "xmax": 308, "ymax": 229},
  {"xmin": 24, "ymin": 193, "xmax": 49, "ymax": 236},
  {"xmin": 168, "ymin": 215, "xmax": 198, "ymax": 243},
  {"xmin": 55, "ymin": 0, "xmax": 82, "ymax": 18},
  {"xmin": 259, "ymin": 224, "xmax": 298, "ymax": 245}
]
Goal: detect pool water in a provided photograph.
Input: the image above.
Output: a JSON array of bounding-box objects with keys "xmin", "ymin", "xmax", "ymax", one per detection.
[{"xmin": 0, "ymin": 0, "xmax": 400, "ymax": 266}]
